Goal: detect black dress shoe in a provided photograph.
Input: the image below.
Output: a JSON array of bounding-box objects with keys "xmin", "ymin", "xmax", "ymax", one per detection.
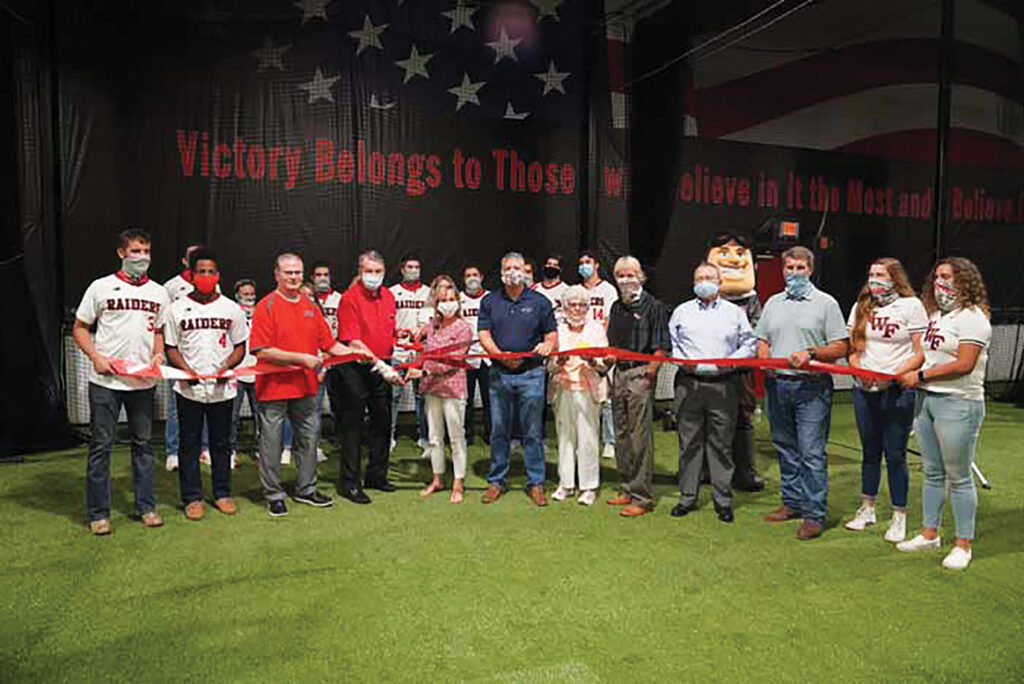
[
  {"xmin": 714, "ymin": 503, "xmax": 735, "ymax": 523},
  {"xmin": 671, "ymin": 503, "xmax": 696, "ymax": 517},
  {"xmin": 733, "ymin": 472, "xmax": 765, "ymax": 492},
  {"xmin": 340, "ymin": 486, "xmax": 372, "ymax": 505},
  {"xmin": 364, "ymin": 480, "xmax": 397, "ymax": 493}
]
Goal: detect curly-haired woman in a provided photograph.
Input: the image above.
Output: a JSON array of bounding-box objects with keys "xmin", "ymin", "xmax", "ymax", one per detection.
[
  {"xmin": 897, "ymin": 257, "xmax": 990, "ymax": 570},
  {"xmin": 844, "ymin": 259, "xmax": 926, "ymax": 541}
]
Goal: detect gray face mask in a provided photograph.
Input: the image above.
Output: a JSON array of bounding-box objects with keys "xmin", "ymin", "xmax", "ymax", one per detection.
[{"xmin": 122, "ymin": 255, "xmax": 151, "ymax": 279}]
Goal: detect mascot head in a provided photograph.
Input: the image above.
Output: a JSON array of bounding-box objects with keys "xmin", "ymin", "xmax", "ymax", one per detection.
[{"xmin": 706, "ymin": 232, "xmax": 755, "ymax": 298}]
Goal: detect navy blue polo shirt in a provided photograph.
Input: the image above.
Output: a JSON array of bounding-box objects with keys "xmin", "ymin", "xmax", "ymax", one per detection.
[{"xmin": 478, "ymin": 287, "xmax": 556, "ymax": 372}]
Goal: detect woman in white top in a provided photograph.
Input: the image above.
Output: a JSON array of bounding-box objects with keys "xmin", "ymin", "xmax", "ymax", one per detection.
[
  {"xmin": 548, "ymin": 286, "xmax": 610, "ymax": 506},
  {"xmin": 844, "ymin": 258, "xmax": 927, "ymax": 542},
  {"xmin": 897, "ymin": 257, "xmax": 991, "ymax": 571}
]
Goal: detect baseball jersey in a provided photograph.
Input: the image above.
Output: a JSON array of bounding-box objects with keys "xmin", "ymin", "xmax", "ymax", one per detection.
[
  {"xmin": 317, "ymin": 290, "xmax": 343, "ymax": 339},
  {"xmin": 390, "ymin": 282, "xmax": 431, "ymax": 362},
  {"xmin": 847, "ymin": 296, "xmax": 928, "ymax": 381},
  {"xmin": 922, "ymin": 306, "xmax": 991, "ymax": 401},
  {"xmin": 165, "ymin": 272, "xmax": 221, "ymax": 304},
  {"xmin": 75, "ymin": 272, "xmax": 169, "ymax": 391},
  {"xmin": 165, "ymin": 294, "xmax": 249, "ymax": 403},
  {"xmin": 459, "ymin": 289, "xmax": 491, "ymax": 368},
  {"xmin": 583, "ymin": 279, "xmax": 618, "ymax": 327},
  {"xmin": 532, "ymin": 281, "xmax": 569, "ymax": 325}
]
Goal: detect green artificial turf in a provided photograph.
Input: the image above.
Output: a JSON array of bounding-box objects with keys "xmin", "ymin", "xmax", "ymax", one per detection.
[{"xmin": 2, "ymin": 399, "xmax": 1023, "ymax": 682}]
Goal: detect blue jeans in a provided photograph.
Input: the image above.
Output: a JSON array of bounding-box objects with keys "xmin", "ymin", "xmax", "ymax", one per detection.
[
  {"xmin": 765, "ymin": 376, "xmax": 833, "ymax": 523},
  {"xmin": 488, "ymin": 365, "xmax": 546, "ymax": 488},
  {"xmin": 87, "ymin": 383, "xmax": 156, "ymax": 521},
  {"xmin": 915, "ymin": 392, "xmax": 984, "ymax": 540},
  {"xmin": 852, "ymin": 386, "xmax": 914, "ymax": 507}
]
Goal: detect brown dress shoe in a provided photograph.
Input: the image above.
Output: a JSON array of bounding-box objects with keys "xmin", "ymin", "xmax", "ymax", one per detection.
[
  {"xmin": 528, "ymin": 485, "xmax": 548, "ymax": 507},
  {"xmin": 607, "ymin": 494, "xmax": 632, "ymax": 506},
  {"xmin": 185, "ymin": 501, "xmax": 206, "ymax": 521},
  {"xmin": 214, "ymin": 498, "xmax": 236, "ymax": 515},
  {"xmin": 90, "ymin": 519, "xmax": 112, "ymax": 536},
  {"xmin": 481, "ymin": 484, "xmax": 504, "ymax": 504},
  {"xmin": 620, "ymin": 504, "xmax": 650, "ymax": 517},
  {"xmin": 763, "ymin": 505, "xmax": 800, "ymax": 522},
  {"xmin": 796, "ymin": 520, "xmax": 823, "ymax": 540},
  {"xmin": 141, "ymin": 510, "xmax": 164, "ymax": 528}
]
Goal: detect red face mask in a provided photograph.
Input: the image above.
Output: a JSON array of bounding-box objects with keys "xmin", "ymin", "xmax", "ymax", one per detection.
[{"xmin": 193, "ymin": 273, "xmax": 219, "ymax": 294}]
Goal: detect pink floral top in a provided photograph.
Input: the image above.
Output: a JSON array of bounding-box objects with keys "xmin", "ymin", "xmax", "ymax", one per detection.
[{"xmin": 419, "ymin": 318, "xmax": 473, "ymax": 399}]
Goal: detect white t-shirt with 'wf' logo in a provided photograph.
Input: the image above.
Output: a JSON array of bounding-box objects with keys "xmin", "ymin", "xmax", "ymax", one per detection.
[
  {"xmin": 846, "ymin": 296, "xmax": 928, "ymax": 382},
  {"xmin": 922, "ymin": 306, "xmax": 991, "ymax": 401}
]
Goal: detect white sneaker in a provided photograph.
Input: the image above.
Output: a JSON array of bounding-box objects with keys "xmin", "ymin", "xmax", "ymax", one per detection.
[
  {"xmin": 281, "ymin": 447, "xmax": 292, "ymax": 465},
  {"xmin": 941, "ymin": 546, "xmax": 973, "ymax": 570},
  {"xmin": 389, "ymin": 438, "xmax": 397, "ymax": 453},
  {"xmin": 577, "ymin": 490, "xmax": 597, "ymax": 506},
  {"xmin": 230, "ymin": 451, "xmax": 238, "ymax": 470},
  {"xmin": 602, "ymin": 443, "xmax": 615, "ymax": 460},
  {"xmin": 316, "ymin": 447, "xmax": 327, "ymax": 463},
  {"xmin": 844, "ymin": 504, "xmax": 877, "ymax": 531},
  {"xmin": 199, "ymin": 449, "xmax": 211, "ymax": 465},
  {"xmin": 552, "ymin": 486, "xmax": 573, "ymax": 502},
  {"xmin": 165, "ymin": 454, "xmax": 179, "ymax": 471},
  {"xmin": 884, "ymin": 511, "xmax": 908, "ymax": 542},
  {"xmin": 896, "ymin": 534, "xmax": 941, "ymax": 553}
]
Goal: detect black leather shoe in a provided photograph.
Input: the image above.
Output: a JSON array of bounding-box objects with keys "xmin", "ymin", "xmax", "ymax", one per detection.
[
  {"xmin": 340, "ymin": 486, "xmax": 372, "ymax": 505},
  {"xmin": 733, "ymin": 473, "xmax": 765, "ymax": 493},
  {"xmin": 714, "ymin": 503, "xmax": 735, "ymax": 523},
  {"xmin": 364, "ymin": 480, "xmax": 397, "ymax": 493},
  {"xmin": 671, "ymin": 503, "xmax": 696, "ymax": 517}
]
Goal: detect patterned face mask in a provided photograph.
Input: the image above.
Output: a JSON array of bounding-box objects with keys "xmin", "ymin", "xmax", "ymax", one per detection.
[{"xmin": 935, "ymin": 278, "xmax": 958, "ymax": 312}]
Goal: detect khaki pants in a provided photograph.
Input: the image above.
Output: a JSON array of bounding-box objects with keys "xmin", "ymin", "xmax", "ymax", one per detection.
[
  {"xmin": 611, "ymin": 366, "xmax": 656, "ymax": 506},
  {"xmin": 554, "ymin": 389, "xmax": 601, "ymax": 492}
]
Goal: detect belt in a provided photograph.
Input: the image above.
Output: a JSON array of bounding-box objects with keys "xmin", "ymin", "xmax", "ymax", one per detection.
[{"xmin": 677, "ymin": 371, "xmax": 736, "ymax": 382}]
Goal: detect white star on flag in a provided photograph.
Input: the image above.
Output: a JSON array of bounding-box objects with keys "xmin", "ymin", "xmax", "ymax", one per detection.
[
  {"xmin": 531, "ymin": 0, "xmax": 564, "ymax": 22},
  {"xmin": 294, "ymin": 0, "xmax": 330, "ymax": 25},
  {"xmin": 442, "ymin": 2, "xmax": 478, "ymax": 33},
  {"xmin": 486, "ymin": 27, "xmax": 522, "ymax": 65},
  {"xmin": 297, "ymin": 67, "xmax": 340, "ymax": 103},
  {"xmin": 349, "ymin": 15, "xmax": 388, "ymax": 55},
  {"xmin": 395, "ymin": 45, "xmax": 433, "ymax": 83},
  {"xmin": 370, "ymin": 94, "xmax": 397, "ymax": 110},
  {"xmin": 251, "ymin": 37, "xmax": 290, "ymax": 72},
  {"xmin": 503, "ymin": 102, "xmax": 529, "ymax": 120},
  {"xmin": 535, "ymin": 60, "xmax": 570, "ymax": 95},
  {"xmin": 447, "ymin": 73, "xmax": 486, "ymax": 111}
]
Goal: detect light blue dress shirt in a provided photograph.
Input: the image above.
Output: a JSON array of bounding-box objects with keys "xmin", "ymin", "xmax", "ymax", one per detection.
[{"xmin": 668, "ymin": 297, "xmax": 757, "ymax": 375}]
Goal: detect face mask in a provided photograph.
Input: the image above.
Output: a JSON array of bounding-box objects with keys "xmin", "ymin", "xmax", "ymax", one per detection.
[
  {"xmin": 437, "ymin": 301, "xmax": 460, "ymax": 318},
  {"xmin": 464, "ymin": 277, "xmax": 482, "ymax": 293},
  {"xmin": 935, "ymin": 278, "xmax": 958, "ymax": 312},
  {"xmin": 523, "ymin": 273, "xmax": 534, "ymax": 287},
  {"xmin": 402, "ymin": 267, "xmax": 421, "ymax": 283},
  {"xmin": 578, "ymin": 263, "xmax": 594, "ymax": 280},
  {"xmin": 362, "ymin": 272, "xmax": 384, "ymax": 291},
  {"xmin": 313, "ymin": 276, "xmax": 331, "ymax": 293},
  {"xmin": 121, "ymin": 255, "xmax": 150, "ymax": 279},
  {"xmin": 237, "ymin": 295, "xmax": 256, "ymax": 307},
  {"xmin": 502, "ymin": 269, "xmax": 524, "ymax": 287},
  {"xmin": 565, "ymin": 307, "xmax": 587, "ymax": 327},
  {"xmin": 868, "ymin": 278, "xmax": 897, "ymax": 306},
  {"xmin": 694, "ymin": 280, "xmax": 719, "ymax": 300},
  {"xmin": 542, "ymin": 265, "xmax": 561, "ymax": 281},
  {"xmin": 193, "ymin": 273, "xmax": 219, "ymax": 295},
  {"xmin": 617, "ymin": 276, "xmax": 641, "ymax": 301},
  {"xmin": 784, "ymin": 273, "xmax": 812, "ymax": 298}
]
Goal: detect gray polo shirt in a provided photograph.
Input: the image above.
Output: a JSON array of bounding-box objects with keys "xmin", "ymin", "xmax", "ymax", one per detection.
[{"xmin": 755, "ymin": 286, "xmax": 848, "ymax": 375}]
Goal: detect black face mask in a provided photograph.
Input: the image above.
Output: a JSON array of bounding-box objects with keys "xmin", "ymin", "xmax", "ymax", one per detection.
[{"xmin": 542, "ymin": 265, "xmax": 561, "ymax": 281}]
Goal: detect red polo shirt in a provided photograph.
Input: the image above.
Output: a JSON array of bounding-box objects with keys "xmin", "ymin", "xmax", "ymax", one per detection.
[
  {"xmin": 250, "ymin": 290, "xmax": 335, "ymax": 401},
  {"xmin": 337, "ymin": 282, "xmax": 397, "ymax": 359}
]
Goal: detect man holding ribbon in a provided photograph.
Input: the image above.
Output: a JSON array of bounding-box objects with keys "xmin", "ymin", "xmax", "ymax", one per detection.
[
  {"xmin": 250, "ymin": 252, "xmax": 363, "ymax": 517},
  {"xmin": 756, "ymin": 246, "xmax": 849, "ymax": 540},
  {"xmin": 164, "ymin": 248, "xmax": 248, "ymax": 520},
  {"xmin": 668, "ymin": 262, "xmax": 757, "ymax": 523}
]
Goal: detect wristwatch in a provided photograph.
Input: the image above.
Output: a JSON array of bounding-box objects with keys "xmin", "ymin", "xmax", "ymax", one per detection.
[
  {"xmin": 917, "ymin": 370, "xmax": 926, "ymax": 384},
  {"xmin": 807, "ymin": 348, "xmax": 818, "ymax": 360}
]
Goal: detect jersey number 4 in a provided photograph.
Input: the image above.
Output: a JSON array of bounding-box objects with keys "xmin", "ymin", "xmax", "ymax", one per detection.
[{"xmin": 219, "ymin": 333, "xmax": 228, "ymax": 348}]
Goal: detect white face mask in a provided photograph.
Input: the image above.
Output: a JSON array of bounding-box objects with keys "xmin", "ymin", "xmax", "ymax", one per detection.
[
  {"xmin": 437, "ymin": 300, "xmax": 460, "ymax": 318},
  {"xmin": 362, "ymin": 272, "xmax": 384, "ymax": 291},
  {"xmin": 565, "ymin": 308, "xmax": 587, "ymax": 327},
  {"xmin": 402, "ymin": 267, "xmax": 421, "ymax": 282},
  {"xmin": 616, "ymin": 275, "xmax": 642, "ymax": 301},
  {"xmin": 464, "ymin": 276, "xmax": 482, "ymax": 293}
]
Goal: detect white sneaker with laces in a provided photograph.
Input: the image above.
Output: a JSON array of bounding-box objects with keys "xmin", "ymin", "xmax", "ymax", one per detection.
[
  {"xmin": 844, "ymin": 504, "xmax": 876, "ymax": 531},
  {"xmin": 281, "ymin": 447, "xmax": 292, "ymax": 465},
  {"xmin": 896, "ymin": 534, "xmax": 941, "ymax": 553},
  {"xmin": 577, "ymin": 490, "xmax": 597, "ymax": 506},
  {"xmin": 199, "ymin": 449, "xmax": 211, "ymax": 465},
  {"xmin": 552, "ymin": 486, "xmax": 573, "ymax": 502},
  {"xmin": 941, "ymin": 546, "xmax": 972, "ymax": 570},
  {"xmin": 602, "ymin": 443, "xmax": 615, "ymax": 460},
  {"xmin": 165, "ymin": 454, "xmax": 179, "ymax": 471},
  {"xmin": 884, "ymin": 511, "xmax": 907, "ymax": 542},
  {"xmin": 316, "ymin": 447, "xmax": 327, "ymax": 463}
]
